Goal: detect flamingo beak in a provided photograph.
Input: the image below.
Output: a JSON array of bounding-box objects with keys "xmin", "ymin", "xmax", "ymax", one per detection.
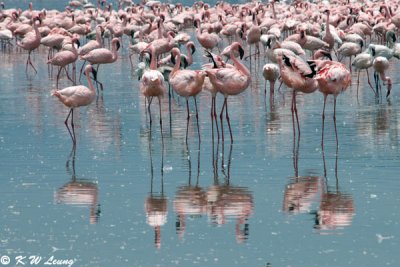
[
  {"xmin": 386, "ymin": 87, "xmax": 391, "ymax": 98},
  {"xmin": 183, "ymin": 57, "xmax": 188, "ymax": 68},
  {"xmin": 191, "ymin": 45, "xmax": 196, "ymax": 55},
  {"xmin": 91, "ymin": 68, "xmax": 97, "ymax": 81},
  {"xmin": 75, "ymin": 39, "xmax": 81, "ymax": 48},
  {"xmin": 116, "ymin": 40, "xmax": 121, "ymax": 51},
  {"xmin": 238, "ymin": 46, "xmax": 244, "ymax": 60},
  {"xmin": 170, "ymin": 52, "xmax": 176, "ymax": 65}
]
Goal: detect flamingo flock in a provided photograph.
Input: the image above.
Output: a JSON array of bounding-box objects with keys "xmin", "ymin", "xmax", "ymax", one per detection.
[{"xmin": 1, "ymin": 0, "xmax": 400, "ymax": 146}]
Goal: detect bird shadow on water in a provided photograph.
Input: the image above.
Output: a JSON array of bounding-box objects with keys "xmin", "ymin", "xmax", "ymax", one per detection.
[{"xmin": 54, "ymin": 145, "xmax": 101, "ymax": 224}]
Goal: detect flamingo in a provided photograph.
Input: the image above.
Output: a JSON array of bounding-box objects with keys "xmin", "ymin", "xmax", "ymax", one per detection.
[
  {"xmin": 194, "ymin": 18, "xmax": 220, "ymax": 51},
  {"xmin": 17, "ymin": 16, "xmax": 41, "ymax": 74},
  {"xmin": 373, "ymin": 56, "xmax": 392, "ymax": 98},
  {"xmin": 352, "ymin": 52, "xmax": 375, "ymax": 97},
  {"xmin": 51, "ymin": 64, "xmax": 97, "ymax": 144},
  {"xmin": 78, "ymin": 25, "xmax": 104, "ymax": 80},
  {"xmin": 277, "ymin": 53, "xmax": 318, "ymax": 137},
  {"xmin": 80, "ymin": 37, "xmax": 120, "ymax": 91},
  {"xmin": 139, "ymin": 45, "xmax": 166, "ymax": 134},
  {"xmin": 169, "ymin": 47, "xmax": 206, "ymax": 143},
  {"xmin": 47, "ymin": 37, "xmax": 80, "ymax": 88},
  {"xmin": 205, "ymin": 42, "xmax": 251, "ymax": 143},
  {"xmin": 308, "ymin": 60, "xmax": 351, "ymax": 146},
  {"xmin": 262, "ymin": 63, "xmax": 280, "ymax": 102},
  {"xmin": 337, "ymin": 40, "xmax": 363, "ymax": 71}
]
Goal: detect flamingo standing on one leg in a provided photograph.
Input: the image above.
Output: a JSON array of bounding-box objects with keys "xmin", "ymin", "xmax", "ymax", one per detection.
[
  {"xmin": 169, "ymin": 47, "xmax": 206, "ymax": 143},
  {"xmin": 51, "ymin": 64, "xmax": 97, "ymax": 145},
  {"xmin": 17, "ymin": 16, "xmax": 41, "ymax": 74},
  {"xmin": 80, "ymin": 37, "xmax": 120, "ymax": 91},
  {"xmin": 47, "ymin": 37, "xmax": 80, "ymax": 88},
  {"xmin": 205, "ymin": 42, "xmax": 251, "ymax": 143},
  {"xmin": 308, "ymin": 60, "xmax": 351, "ymax": 146}
]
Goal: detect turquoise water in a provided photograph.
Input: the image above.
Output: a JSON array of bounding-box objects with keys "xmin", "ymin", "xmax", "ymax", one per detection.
[{"xmin": 1, "ymin": 1, "xmax": 400, "ymax": 266}]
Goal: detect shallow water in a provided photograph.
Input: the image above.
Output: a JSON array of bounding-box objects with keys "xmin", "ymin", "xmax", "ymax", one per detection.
[{"xmin": 1, "ymin": 1, "xmax": 400, "ymax": 266}]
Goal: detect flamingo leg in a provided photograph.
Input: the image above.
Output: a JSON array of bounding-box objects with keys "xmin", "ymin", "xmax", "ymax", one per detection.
[
  {"xmin": 356, "ymin": 70, "xmax": 360, "ymax": 100},
  {"xmin": 270, "ymin": 81, "xmax": 275, "ymax": 104},
  {"xmin": 56, "ymin": 66, "xmax": 62, "ymax": 88},
  {"xmin": 225, "ymin": 98, "xmax": 233, "ymax": 143},
  {"xmin": 194, "ymin": 97, "xmax": 201, "ymax": 143},
  {"xmin": 219, "ymin": 97, "xmax": 227, "ymax": 143},
  {"xmin": 79, "ymin": 60, "xmax": 87, "ymax": 82},
  {"xmin": 27, "ymin": 50, "xmax": 37, "ymax": 74},
  {"xmin": 333, "ymin": 95, "xmax": 338, "ymax": 146},
  {"xmin": 321, "ymin": 94, "xmax": 327, "ymax": 147},
  {"xmin": 64, "ymin": 66, "xmax": 75, "ymax": 84},
  {"xmin": 158, "ymin": 96, "xmax": 163, "ymax": 138},
  {"xmin": 64, "ymin": 108, "xmax": 76, "ymax": 144},
  {"xmin": 185, "ymin": 98, "xmax": 190, "ymax": 144},
  {"xmin": 293, "ymin": 91, "xmax": 301, "ymax": 137},
  {"xmin": 147, "ymin": 96, "xmax": 153, "ymax": 126},
  {"xmin": 366, "ymin": 69, "xmax": 376, "ymax": 96}
]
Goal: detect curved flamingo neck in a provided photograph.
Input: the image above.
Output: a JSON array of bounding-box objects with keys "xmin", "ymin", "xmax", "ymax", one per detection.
[
  {"xmin": 230, "ymin": 46, "xmax": 250, "ymax": 77},
  {"xmin": 149, "ymin": 47, "xmax": 157, "ymax": 70},
  {"xmin": 171, "ymin": 50, "xmax": 181, "ymax": 76},
  {"xmin": 185, "ymin": 44, "xmax": 193, "ymax": 65},
  {"xmin": 95, "ymin": 27, "xmax": 102, "ymax": 44},
  {"xmin": 326, "ymin": 12, "xmax": 331, "ymax": 35},
  {"xmin": 85, "ymin": 68, "xmax": 96, "ymax": 94},
  {"xmin": 111, "ymin": 41, "xmax": 118, "ymax": 61}
]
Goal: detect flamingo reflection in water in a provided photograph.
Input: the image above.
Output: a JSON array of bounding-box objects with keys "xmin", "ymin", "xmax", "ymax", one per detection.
[
  {"xmin": 283, "ymin": 130, "xmax": 320, "ymax": 214},
  {"xmin": 144, "ymin": 133, "xmax": 167, "ymax": 249},
  {"xmin": 313, "ymin": 146, "xmax": 355, "ymax": 232},
  {"xmin": 207, "ymin": 142, "xmax": 254, "ymax": 243},
  {"xmin": 173, "ymin": 143, "xmax": 207, "ymax": 240},
  {"xmin": 54, "ymin": 146, "xmax": 101, "ymax": 224}
]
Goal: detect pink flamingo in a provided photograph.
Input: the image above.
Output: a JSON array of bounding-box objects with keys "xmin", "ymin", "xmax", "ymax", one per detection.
[
  {"xmin": 139, "ymin": 46, "xmax": 166, "ymax": 134},
  {"xmin": 373, "ymin": 56, "xmax": 392, "ymax": 98},
  {"xmin": 308, "ymin": 60, "xmax": 351, "ymax": 146},
  {"xmin": 277, "ymin": 53, "xmax": 318, "ymax": 136},
  {"xmin": 194, "ymin": 18, "xmax": 220, "ymax": 51},
  {"xmin": 17, "ymin": 16, "xmax": 41, "ymax": 74},
  {"xmin": 262, "ymin": 63, "xmax": 280, "ymax": 102},
  {"xmin": 169, "ymin": 47, "xmax": 206, "ymax": 143},
  {"xmin": 78, "ymin": 25, "xmax": 104, "ymax": 81},
  {"xmin": 205, "ymin": 42, "xmax": 251, "ymax": 143},
  {"xmin": 47, "ymin": 37, "xmax": 80, "ymax": 88},
  {"xmin": 51, "ymin": 64, "xmax": 97, "ymax": 144},
  {"xmin": 80, "ymin": 37, "xmax": 120, "ymax": 91}
]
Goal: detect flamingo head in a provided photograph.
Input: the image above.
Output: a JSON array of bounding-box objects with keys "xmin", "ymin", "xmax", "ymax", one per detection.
[
  {"xmin": 237, "ymin": 44, "xmax": 245, "ymax": 60},
  {"xmin": 86, "ymin": 65, "xmax": 97, "ymax": 81},
  {"xmin": 386, "ymin": 31, "xmax": 396, "ymax": 44},
  {"xmin": 33, "ymin": 15, "xmax": 42, "ymax": 25},
  {"xmin": 73, "ymin": 38, "xmax": 81, "ymax": 48},
  {"xmin": 189, "ymin": 42, "xmax": 196, "ymax": 55},
  {"xmin": 193, "ymin": 19, "xmax": 199, "ymax": 29},
  {"xmin": 314, "ymin": 49, "xmax": 332, "ymax": 61}
]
